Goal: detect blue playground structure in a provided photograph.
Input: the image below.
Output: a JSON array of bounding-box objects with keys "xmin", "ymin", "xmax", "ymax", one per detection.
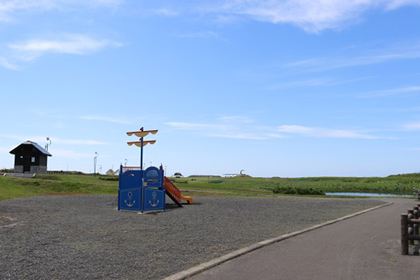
[
  {"xmin": 118, "ymin": 165, "xmax": 166, "ymax": 213},
  {"xmin": 117, "ymin": 127, "xmax": 193, "ymax": 214}
]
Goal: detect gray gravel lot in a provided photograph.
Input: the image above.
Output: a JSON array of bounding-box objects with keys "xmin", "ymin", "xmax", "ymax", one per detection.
[{"xmin": 0, "ymin": 195, "xmax": 386, "ymax": 280}]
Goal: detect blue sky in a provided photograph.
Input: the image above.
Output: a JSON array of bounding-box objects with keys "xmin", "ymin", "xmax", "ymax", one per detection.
[{"xmin": 1, "ymin": 0, "xmax": 420, "ymax": 177}]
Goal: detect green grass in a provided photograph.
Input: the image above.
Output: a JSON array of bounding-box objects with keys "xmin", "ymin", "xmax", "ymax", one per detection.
[
  {"xmin": 0, "ymin": 174, "xmax": 118, "ymax": 201},
  {"xmin": 1, "ymin": 173, "xmax": 418, "ymax": 202}
]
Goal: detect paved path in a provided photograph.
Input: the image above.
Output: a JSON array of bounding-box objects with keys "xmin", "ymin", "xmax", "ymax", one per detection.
[{"xmin": 191, "ymin": 199, "xmax": 420, "ymax": 280}]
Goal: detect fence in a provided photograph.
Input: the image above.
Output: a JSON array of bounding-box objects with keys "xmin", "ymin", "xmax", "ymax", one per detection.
[
  {"xmin": 47, "ymin": 170, "xmax": 85, "ymax": 175},
  {"xmin": 401, "ymin": 204, "xmax": 420, "ymax": 255}
]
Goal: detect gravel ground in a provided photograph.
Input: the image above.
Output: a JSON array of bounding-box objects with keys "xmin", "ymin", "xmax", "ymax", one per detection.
[{"xmin": 0, "ymin": 195, "xmax": 386, "ymax": 280}]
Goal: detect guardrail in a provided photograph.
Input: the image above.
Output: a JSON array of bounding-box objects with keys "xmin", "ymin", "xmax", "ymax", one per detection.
[
  {"xmin": 415, "ymin": 190, "xmax": 420, "ymax": 201},
  {"xmin": 401, "ymin": 204, "xmax": 420, "ymax": 255},
  {"xmin": 121, "ymin": 166, "xmax": 141, "ymax": 173}
]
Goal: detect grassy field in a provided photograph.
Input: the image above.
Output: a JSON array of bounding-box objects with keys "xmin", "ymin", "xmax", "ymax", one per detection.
[
  {"xmin": 0, "ymin": 173, "xmax": 418, "ymax": 202},
  {"xmin": 171, "ymin": 174, "xmax": 419, "ymax": 196}
]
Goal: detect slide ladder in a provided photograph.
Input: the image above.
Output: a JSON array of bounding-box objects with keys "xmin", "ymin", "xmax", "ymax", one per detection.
[{"xmin": 164, "ymin": 177, "xmax": 194, "ymax": 207}]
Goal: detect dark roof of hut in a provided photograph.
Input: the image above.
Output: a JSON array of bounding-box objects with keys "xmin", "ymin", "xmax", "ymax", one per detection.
[{"xmin": 9, "ymin": 140, "xmax": 52, "ymax": 157}]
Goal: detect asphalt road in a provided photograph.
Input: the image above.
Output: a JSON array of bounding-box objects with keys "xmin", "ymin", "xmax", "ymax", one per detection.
[{"xmin": 190, "ymin": 198, "xmax": 420, "ymax": 280}]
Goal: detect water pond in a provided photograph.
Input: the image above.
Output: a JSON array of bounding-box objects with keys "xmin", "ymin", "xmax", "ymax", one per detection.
[{"xmin": 325, "ymin": 192, "xmax": 414, "ymax": 198}]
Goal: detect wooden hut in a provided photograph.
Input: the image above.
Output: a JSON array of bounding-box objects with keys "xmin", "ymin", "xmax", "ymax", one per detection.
[{"xmin": 9, "ymin": 140, "xmax": 52, "ymax": 174}]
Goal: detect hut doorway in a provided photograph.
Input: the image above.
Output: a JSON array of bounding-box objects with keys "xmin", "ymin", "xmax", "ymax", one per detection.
[{"xmin": 23, "ymin": 156, "xmax": 31, "ymax": 172}]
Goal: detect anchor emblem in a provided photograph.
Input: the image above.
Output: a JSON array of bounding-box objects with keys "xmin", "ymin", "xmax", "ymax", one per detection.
[
  {"xmin": 124, "ymin": 191, "xmax": 136, "ymax": 207},
  {"xmin": 149, "ymin": 191, "xmax": 160, "ymax": 207}
]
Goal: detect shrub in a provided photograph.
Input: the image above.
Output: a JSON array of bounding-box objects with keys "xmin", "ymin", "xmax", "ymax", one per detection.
[
  {"xmin": 99, "ymin": 176, "xmax": 119, "ymax": 181},
  {"xmin": 174, "ymin": 180, "xmax": 188, "ymax": 184},
  {"xmin": 272, "ymin": 185, "xmax": 325, "ymax": 195},
  {"xmin": 210, "ymin": 180, "xmax": 224, "ymax": 184},
  {"xmin": 0, "ymin": 168, "xmax": 14, "ymax": 173}
]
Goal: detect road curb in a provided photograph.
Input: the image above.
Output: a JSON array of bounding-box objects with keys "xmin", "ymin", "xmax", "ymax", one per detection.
[{"xmin": 163, "ymin": 201, "xmax": 393, "ymax": 280}]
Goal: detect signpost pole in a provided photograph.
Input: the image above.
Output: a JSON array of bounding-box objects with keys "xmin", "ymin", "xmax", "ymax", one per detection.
[
  {"xmin": 140, "ymin": 127, "xmax": 144, "ymax": 171},
  {"xmin": 140, "ymin": 137, "xmax": 144, "ymax": 171}
]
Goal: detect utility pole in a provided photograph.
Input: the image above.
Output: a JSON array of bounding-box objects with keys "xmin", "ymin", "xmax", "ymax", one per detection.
[
  {"xmin": 94, "ymin": 152, "xmax": 98, "ymax": 177},
  {"xmin": 45, "ymin": 137, "xmax": 51, "ymax": 151}
]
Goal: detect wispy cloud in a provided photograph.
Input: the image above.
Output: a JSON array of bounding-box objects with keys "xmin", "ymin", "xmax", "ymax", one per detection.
[
  {"xmin": 166, "ymin": 122, "xmax": 229, "ymax": 131},
  {"xmin": 282, "ymin": 44, "xmax": 420, "ymax": 72},
  {"xmin": 50, "ymin": 148, "xmax": 93, "ymax": 160},
  {"xmin": 9, "ymin": 34, "xmax": 122, "ymax": 62},
  {"xmin": 359, "ymin": 86, "xmax": 420, "ymax": 98},
  {"xmin": 166, "ymin": 116, "xmax": 277, "ymax": 139},
  {"xmin": 0, "ymin": 0, "xmax": 123, "ymax": 22},
  {"xmin": 218, "ymin": 116, "xmax": 254, "ymax": 124},
  {"xmin": 385, "ymin": 0, "xmax": 420, "ymax": 10},
  {"xmin": 167, "ymin": 118, "xmax": 382, "ymax": 140},
  {"xmin": 209, "ymin": 133, "xmax": 274, "ymax": 140},
  {"xmin": 263, "ymin": 78, "xmax": 334, "ymax": 91},
  {"xmin": 0, "ymin": 1, "xmax": 48, "ymax": 22},
  {"xmin": 208, "ymin": 0, "xmax": 420, "ymax": 33},
  {"xmin": 154, "ymin": 8, "xmax": 180, "ymax": 17},
  {"xmin": 4, "ymin": 135, "xmax": 109, "ymax": 145},
  {"xmin": 403, "ymin": 122, "xmax": 420, "ymax": 131},
  {"xmin": 54, "ymin": 138, "xmax": 109, "ymax": 145},
  {"xmin": 264, "ymin": 76, "xmax": 374, "ymax": 90},
  {"xmin": 0, "ymin": 56, "xmax": 18, "ymax": 70},
  {"xmin": 166, "ymin": 119, "xmax": 272, "ymax": 140},
  {"xmin": 80, "ymin": 115, "xmax": 132, "ymax": 125},
  {"xmin": 277, "ymin": 125, "xmax": 378, "ymax": 139},
  {"xmin": 2, "ymin": 1, "xmax": 418, "ymax": 34},
  {"xmin": 176, "ymin": 31, "xmax": 225, "ymax": 41},
  {"xmin": 0, "ymin": 146, "xmax": 12, "ymax": 153}
]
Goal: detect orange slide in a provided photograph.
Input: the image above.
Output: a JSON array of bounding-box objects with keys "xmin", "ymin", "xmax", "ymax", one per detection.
[{"xmin": 164, "ymin": 177, "xmax": 194, "ymax": 207}]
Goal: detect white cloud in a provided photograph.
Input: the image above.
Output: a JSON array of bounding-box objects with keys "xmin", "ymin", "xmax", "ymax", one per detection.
[
  {"xmin": 9, "ymin": 34, "xmax": 122, "ymax": 62},
  {"xmin": 213, "ymin": 0, "xmax": 420, "ymax": 33},
  {"xmin": 80, "ymin": 115, "xmax": 132, "ymax": 125},
  {"xmin": 277, "ymin": 125, "xmax": 377, "ymax": 139}
]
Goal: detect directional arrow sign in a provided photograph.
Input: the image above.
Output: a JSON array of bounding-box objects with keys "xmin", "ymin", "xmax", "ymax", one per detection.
[{"xmin": 126, "ymin": 130, "xmax": 158, "ymax": 138}]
